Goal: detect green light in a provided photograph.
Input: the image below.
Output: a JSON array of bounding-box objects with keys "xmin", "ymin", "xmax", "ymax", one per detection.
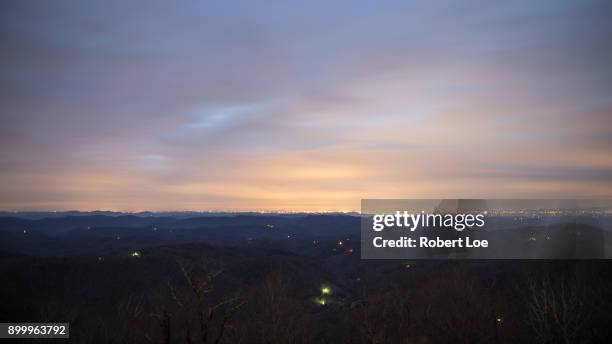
[
  {"xmin": 317, "ymin": 298, "xmax": 326, "ymax": 305},
  {"xmin": 321, "ymin": 287, "xmax": 330, "ymax": 295}
]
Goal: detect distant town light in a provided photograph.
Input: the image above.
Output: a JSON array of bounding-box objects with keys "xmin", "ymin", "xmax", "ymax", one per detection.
[
  {"xmin": 321, "ymin": 286, "xmax": 331, "ymax": 295},
  {"xmin": 131, "ymin": 251, "xmax": 141, "ymax": 258},
  {"xmin": 316, "ymin": 298, "xmax": 326, "ymax": 306}
]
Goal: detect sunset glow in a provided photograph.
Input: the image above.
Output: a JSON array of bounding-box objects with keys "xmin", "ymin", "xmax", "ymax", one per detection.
[{"xmin": 1, "ymin": 1, "xmax": 611, "ymax": 211}]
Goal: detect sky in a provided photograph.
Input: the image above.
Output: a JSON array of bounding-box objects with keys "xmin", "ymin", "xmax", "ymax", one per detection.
[{"xmin": 1, "ymin": 0, "xmax": 611, "ymax": 212}]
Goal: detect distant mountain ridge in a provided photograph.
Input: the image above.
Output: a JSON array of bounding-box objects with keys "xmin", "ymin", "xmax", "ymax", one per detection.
[{"xmin": 0, "ymin": 210, "xmax": 360, "ymax": 220}]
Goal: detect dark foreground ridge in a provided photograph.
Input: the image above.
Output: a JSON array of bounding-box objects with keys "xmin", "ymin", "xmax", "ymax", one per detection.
[{"xmin": 1, "ymin": 214, "xmax": 611, "ymax": 343}]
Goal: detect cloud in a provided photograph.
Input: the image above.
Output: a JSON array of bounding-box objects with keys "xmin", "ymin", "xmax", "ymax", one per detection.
[{"xmin": 0, "ymin": 0, "xmax": 611, "ymax": 210}]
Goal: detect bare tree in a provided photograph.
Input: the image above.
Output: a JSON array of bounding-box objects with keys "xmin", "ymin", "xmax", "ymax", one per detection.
[
  {"xmin": 140, "ymin": 258, "xmax": 244, "ymax": 344},
  {"xmin": 413, "ymin": 264, "xmax": 498, "ymax": 344},
  {"xmin": 239, "ymin": 270, "xmax": 313, "ymax": 344},
  {"xmin": 524, "ymin": 274, "xmax": 593, "ymax": 344},
  {"xmin": 352, "ymin": 288, "xmax": 413, "ymax": 344}
]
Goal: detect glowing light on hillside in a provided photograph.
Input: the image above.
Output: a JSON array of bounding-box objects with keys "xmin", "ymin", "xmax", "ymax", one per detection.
[
  {"xmin": 131, "ymin": 251, "xmax": 141, "ymax": 257},
  {"xmin": 321, "ymin": 286, "xmax": 331, "ymax": 295},
  {"xmin": 316, "ymin": 298, "xmax": 326, "ymax": 306}
]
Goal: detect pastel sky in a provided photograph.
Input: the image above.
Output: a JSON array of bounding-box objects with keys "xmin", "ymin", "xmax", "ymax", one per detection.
[{"xmin": 1, "ymin": 0, "xmax": 611, "ymax": 211}]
